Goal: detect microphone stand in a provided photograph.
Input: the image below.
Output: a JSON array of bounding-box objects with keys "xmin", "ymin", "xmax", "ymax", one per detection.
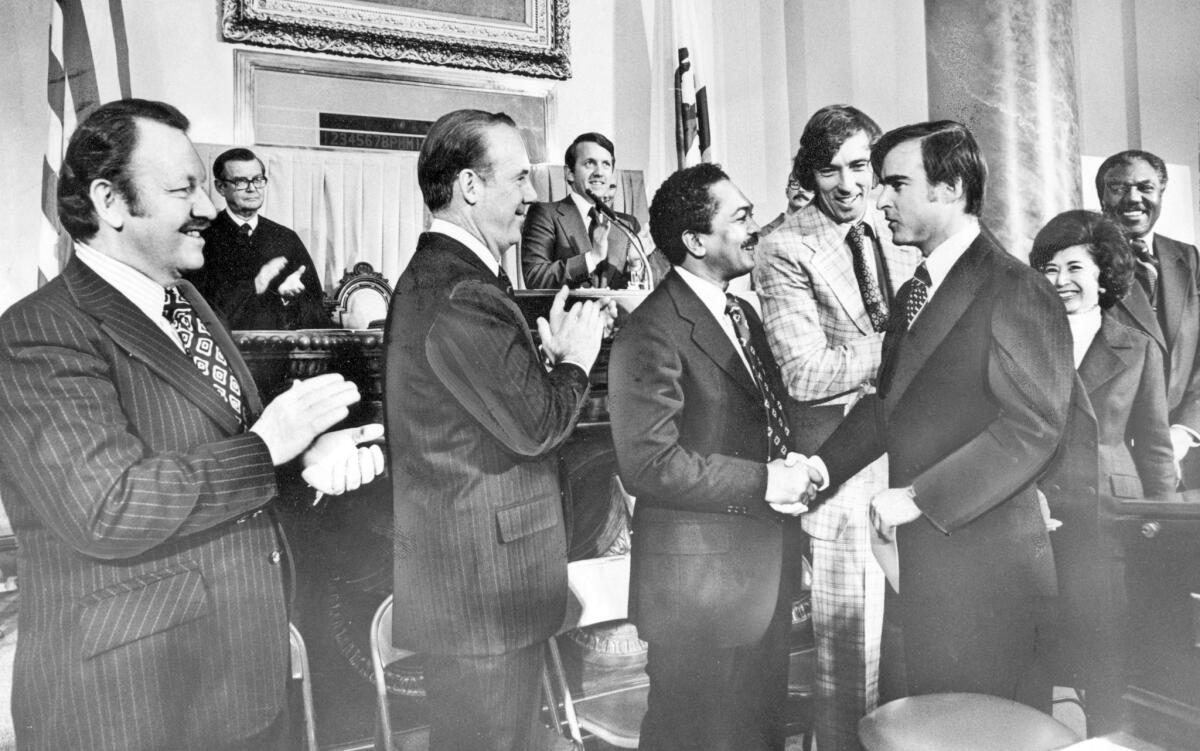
[{"xmin": 586, "ymin": 189, "xmax": 654, "ymax": 290}]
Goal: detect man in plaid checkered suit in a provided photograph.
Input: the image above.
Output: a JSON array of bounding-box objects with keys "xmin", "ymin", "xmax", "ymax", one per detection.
[{"xmin": 755, "ymin": 105, "xmax": 920, "ymax": 751}]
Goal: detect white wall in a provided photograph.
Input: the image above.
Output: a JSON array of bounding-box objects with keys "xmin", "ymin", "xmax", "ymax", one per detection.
[{"xmin": 2, "ymin": 0, "xmax": 1198, "ymax": 312}]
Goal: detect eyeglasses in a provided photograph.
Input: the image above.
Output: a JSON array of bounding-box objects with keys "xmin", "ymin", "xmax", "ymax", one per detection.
[
  {"xmin": 1103, "ymin": 180, "xmax": 1161, "ymax": 198},
  {"xmin": 220, "ymin": 176, "xmax": 268, "ymax": 192}
]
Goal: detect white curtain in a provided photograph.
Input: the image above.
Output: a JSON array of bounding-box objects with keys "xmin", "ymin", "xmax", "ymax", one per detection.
[
  {"xmin": 196, "ymin": 144, "xmax": 425, "ymax": 292},
  {"xmin": 196, "ymin": 144, "xmax": 649, "ymax": 291}
]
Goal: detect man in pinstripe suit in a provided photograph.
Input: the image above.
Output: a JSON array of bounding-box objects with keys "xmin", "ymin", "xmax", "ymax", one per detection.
[
  {"xmin": 385, "ymin": 110, "xmax": 611, "ymax": 750},
  {"xmin": 755, "ymin": 106, "xmax": 920, "ymax": 751},
  {"xmin": 0, "ymin": 99, "xmax": 383, "ymax": 751}
]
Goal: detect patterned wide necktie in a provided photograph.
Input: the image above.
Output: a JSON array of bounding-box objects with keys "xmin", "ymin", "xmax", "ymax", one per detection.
[
  {"xmin": 1130, "ymin": 236, "xmax": 1159, "ymax": 308},
  {"xmin": 163, "ymin": 286, "xmax": 246, "ymax": 422},
  {"xmin": 894, "ymin": 262, "xmax": 931, "ymax": 329},
  {"xmin": 847, "ymin": 223, "xmax": 889, "ymax": 331},
  {"xmin": 725, "ymin": 295, "xmax": 791, "ymax": 460}
]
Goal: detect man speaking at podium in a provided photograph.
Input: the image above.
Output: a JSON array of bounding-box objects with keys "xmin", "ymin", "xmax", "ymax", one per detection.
[{"xmin": 522, "ymin": 132, "xmax": 664, "ymax": 289}]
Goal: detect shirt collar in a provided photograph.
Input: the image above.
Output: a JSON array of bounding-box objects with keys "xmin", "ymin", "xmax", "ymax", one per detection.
[
  {"xmin": 675, "ymin": 265, "xmax": 731, "ymax": 322},
  {"xmin": 568, "ymin": 190, "xmax": 594, "ymax": 225},
  {"xmin": 428, "ymin": 218, "xmax": 500, "ymax": 276},
  {"xmin": 225, "ymin": 209, "xmax": 259, "ymax": 233},
  {"xmin": 74, "ymin": 242, "xmax": 169, "ymax": 320},
  {"xmin": 922, "ymin": 220, "xmax": 980, "ymax": 290}
]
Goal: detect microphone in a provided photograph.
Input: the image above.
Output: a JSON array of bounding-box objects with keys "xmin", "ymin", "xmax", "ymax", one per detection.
[{"xmin": 585, "ymin": 189, "xmax": 655, "ymax": 290}]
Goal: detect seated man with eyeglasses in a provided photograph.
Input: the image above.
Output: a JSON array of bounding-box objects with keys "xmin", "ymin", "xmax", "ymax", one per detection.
[{"xmin": 187, "ymin": 147, "xmax": 329, "ymax": 330}]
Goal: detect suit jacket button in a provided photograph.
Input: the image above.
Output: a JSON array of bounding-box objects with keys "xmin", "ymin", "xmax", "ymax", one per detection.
[{"xmin": 269, "ymin": 550, "xmax": 282, "ymax": 565}]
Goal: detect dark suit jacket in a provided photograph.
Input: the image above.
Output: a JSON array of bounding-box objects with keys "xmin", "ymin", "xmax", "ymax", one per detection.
[
  {"xmin": 0, "ymin": 259, "xmax": 288, "ymax": 751},
  {"xmin": 1039, "ymin": 313, "xmax": 1174, "ymax": 688},
  {"xmin": 818, "ymin": 231, "xmax": 1073, "ymax": 701},
  {"xmin": 188, "ymin": 211, "xmax": 327, "ymax": 330},
  {"xmin": 1112, "ymin": 233, "xmax": 1200, "ymax": 432},
  {"xmin": 521, "ymin": 196, "xmax": 667, "ymax": 289},
  {"xmin": 608, "ymin": 270, "xmax": 802, "ymax": 648},
  {"xmin": 385, "ymin": 231, "xmax": 591, "ymax": 656}
]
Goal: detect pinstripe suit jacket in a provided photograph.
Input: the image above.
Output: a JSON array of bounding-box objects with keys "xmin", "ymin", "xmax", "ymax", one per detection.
[
  {"xmin": 385, "ymin": 232, "xmax": 590, "ymax": 656},
  {"xmin": 755, "ymin": 202, "xmax": 919, "ymax": 540},
  {"xmin": 0, "ymin": 258, "xmax": 288, "ymax": 751}
]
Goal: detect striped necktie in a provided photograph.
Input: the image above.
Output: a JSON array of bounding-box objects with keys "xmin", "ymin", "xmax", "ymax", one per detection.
[{"xmin": 725, "ymin": 295, "xmax": 791, "ymax": 460}]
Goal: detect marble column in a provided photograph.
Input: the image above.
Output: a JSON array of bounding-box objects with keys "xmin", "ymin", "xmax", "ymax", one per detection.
[{"xmin": 925, "ymin": 0, "xmax": 1080, "ymax": 259}]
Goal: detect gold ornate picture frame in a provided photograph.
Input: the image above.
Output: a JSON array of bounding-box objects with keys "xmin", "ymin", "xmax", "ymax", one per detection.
[{"xmin": 221, "ymin": 0, "xmax": 571, "ymax": 80}]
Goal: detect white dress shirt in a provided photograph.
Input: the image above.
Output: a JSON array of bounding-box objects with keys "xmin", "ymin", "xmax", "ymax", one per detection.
[
  {"xmin": 74, "ymin": 243, "xmax": 185, "ymax": 352},
  {"xmin": 429, "ymin": 218, "xmax": 500, "ymax": 277},
  {"xmin": 909, "ymin": 221, "xmax": 980, "ymax": 325},
  {"xmin": 676, "ymin": 266, "xmax": 753, "ymax": 376}
]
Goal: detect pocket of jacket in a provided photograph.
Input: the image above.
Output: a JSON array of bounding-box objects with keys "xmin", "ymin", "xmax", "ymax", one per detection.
[
  {"xmin": 77, "ymin": 562, "xmax": 210, "ymax": 660},
  {"xmin": 1109, "ymin": 473, "xmax": 1145, "ymax": 499},
  {"xmin": 496, "ymin": 496, "xmax": 559, "ymax": 543}
]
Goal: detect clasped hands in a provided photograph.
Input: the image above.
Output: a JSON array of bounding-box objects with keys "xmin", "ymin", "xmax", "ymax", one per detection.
[
  {"xmin": 536, "ymin": 286, "xmax": 618, "ymax": 371},
  {"xmin": 765, "ymin": 453, "xmax": 823, "ymax": 516},
  {"xmin": 250, "ymin": 373, "xmax": 385, "ymax": 497}
]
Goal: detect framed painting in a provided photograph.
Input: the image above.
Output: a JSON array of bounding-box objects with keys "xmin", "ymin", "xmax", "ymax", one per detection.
[{"xmin": 221, "ymin": 0, "xmax": 572, "ymax": 79}]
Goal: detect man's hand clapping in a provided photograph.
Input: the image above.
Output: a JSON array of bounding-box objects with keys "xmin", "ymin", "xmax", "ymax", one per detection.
[
  {"xmin": 254, "ymin": 256, "xmax": 288, "ymax": 295},
  {"xmin": 301, "ymin": 423, "xmax": 385, "ymax": 496},
  {"xmin": 277, "ymin": 265, "xmax": 307, "ymax": 299},
  {"xmin": 536, "ymin": 286, "xmax": 616, "ymax": 372},
  {"xmin": 250, "ymin": 373, "xmax": 361, "ymax": 466}
]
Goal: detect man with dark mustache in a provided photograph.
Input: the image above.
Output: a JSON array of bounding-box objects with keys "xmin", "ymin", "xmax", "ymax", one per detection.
[
  {"xmin": 1097, "ymin": 150, "xmax": 1200, "ymax": 487},
  {"xmin": 0, "ymin": 99, "xmax": 384, "ymax": 751},
  {"xmin": 609, "ymin": 162, "xmax": 815, "ymax": 750}
]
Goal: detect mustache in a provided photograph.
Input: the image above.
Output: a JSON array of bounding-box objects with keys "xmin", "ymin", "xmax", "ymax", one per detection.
[{"xmin": 181, "ymin": 219, "xmax": 211, "ymax": 233}]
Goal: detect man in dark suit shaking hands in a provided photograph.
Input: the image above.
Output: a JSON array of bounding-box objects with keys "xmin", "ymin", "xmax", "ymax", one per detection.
[
  {"xmin": 609, "ymin": 163, "xmax": 815, "ymax": 750},
  {"xmin": 385, "ymin": 110, "xmax": 612, "ymax": 750},
  {"xmin": 0, "ymin": 99, "xmax": 384, "ymax": 751},
  {"xmin": 809, "ymin": 121, "xmax": 1074, "ymax": 711}
]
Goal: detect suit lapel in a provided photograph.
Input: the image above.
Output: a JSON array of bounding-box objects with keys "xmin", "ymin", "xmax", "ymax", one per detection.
[
  {"xmin": 556, "ymin": 197, "xmax": 590, "ymax": 258},
  {"xmin": 797, "ymin": 204, "xmax": 874, "ymax": 335},
  {"xmin": 1114, "ymin": 283, "xmax": 1166, "ymax": 352},
  {"xmin": 63, "ymin": 260, "xmax": 247, "ymax": 436},
  {"xmin": 1077, "ymin": 316, "xmax": 1132, "ymax": 396},
  {"xmin": 882, "ymin": 235, "xmax": 991, "ymax": 409},
  {"xmin": 664, "ymin": 273, "xmax": 759, "ymax": 398},
  {"xmin": 1155, "ymin": 235, "xmax": 1189, "ymax": 346}
]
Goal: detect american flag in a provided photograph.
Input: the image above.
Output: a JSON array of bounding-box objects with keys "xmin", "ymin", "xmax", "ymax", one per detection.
[{"xmin": 41, "ymin": 0, "xmax": 131, "ymax": 285}]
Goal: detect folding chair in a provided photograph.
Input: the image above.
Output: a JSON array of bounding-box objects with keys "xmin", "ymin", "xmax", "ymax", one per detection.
[
  {"xmin": 369, "ymin": 595, "xmax": 418, "ymax": 751},
  {"xmin": 288, "ymin": 622, "xmax": 318, "ymax": 751},
  {"xmin": 545, "ymin": 554, "xmax": 647, "ymax": 749}
]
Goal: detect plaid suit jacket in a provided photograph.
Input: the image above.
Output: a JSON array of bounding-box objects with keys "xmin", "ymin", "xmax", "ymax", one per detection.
[
  {"xmin": 754, "ymin": 201, "xmax": 919, "ymax": 539},
  {"xmin": 0, "ymin": 258, "xmax": 288, "ymax": 750}
]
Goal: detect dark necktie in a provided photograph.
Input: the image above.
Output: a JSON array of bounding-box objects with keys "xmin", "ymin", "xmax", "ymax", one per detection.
[
  {"xmin": 163, "ymin": 286, "xmax": 246, "ymax": 422},
  {"xmin": 1131, "ymin": 237, "xmax": 1159, "ymax": 308},
  {"xmin": 587, "ymin": 207, "xmax": 601, "ymax": 246},
  {"xmin": 496, "ymin": 267, "xmax": 514, "ymax": 296},
  {"xmin": 847, "ymin": 223, "xmax": 889, "ymax": 331},
  {"xmin": 238, "ymin": 222, "xmax": 252, "ymax": 245},
  {"xmin": 894, "ymin": 262, "xmax": 931, "ymax": 329},
  {"xmin": 725, "ymin": 295, "xmax": 791, "ymax": 460}
]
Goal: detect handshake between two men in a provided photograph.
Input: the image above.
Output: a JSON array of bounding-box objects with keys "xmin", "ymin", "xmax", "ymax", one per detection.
[{"xmin": 765, "ymin": 453, "xmax": 825, "ymax": 517}]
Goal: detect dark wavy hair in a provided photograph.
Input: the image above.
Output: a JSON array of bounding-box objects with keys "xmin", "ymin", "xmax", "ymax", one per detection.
[
  {"xmin": 564, "ymin": 132, "xmax": 615, "ymax": 170},
  {"xmin": 1029, "ymin": 210, "xmax": 1135, "ymax": 310},
  {"xmin": 212, "ymin": 147, "xmax": 265, "ymax": 182},
  {"xmin": 57, "ymin": 99, "xmax": 190, "ymax": 241},
  {"xmin": 795, "ymin": 105, "xmax": 881, "ymax": 192},
  {"xmin": 418, "ymin": 109, "xmax": 516, "ymax": 212},
  {"xmin": 871, "ymin": 120, "xmax": 987, "ymax": 217},
  {"xmin": 1093, "ymin": 149, "xmax": 1168, "ymax": 201},
  {"xmin": 649, "ymin": 163, "xmax": 730, "ymax": 266}
]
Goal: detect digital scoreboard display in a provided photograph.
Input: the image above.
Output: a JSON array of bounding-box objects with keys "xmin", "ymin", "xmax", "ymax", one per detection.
[{"xmin": 318, "ymin": 113, "xmax": 433, "ymax": 152}]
